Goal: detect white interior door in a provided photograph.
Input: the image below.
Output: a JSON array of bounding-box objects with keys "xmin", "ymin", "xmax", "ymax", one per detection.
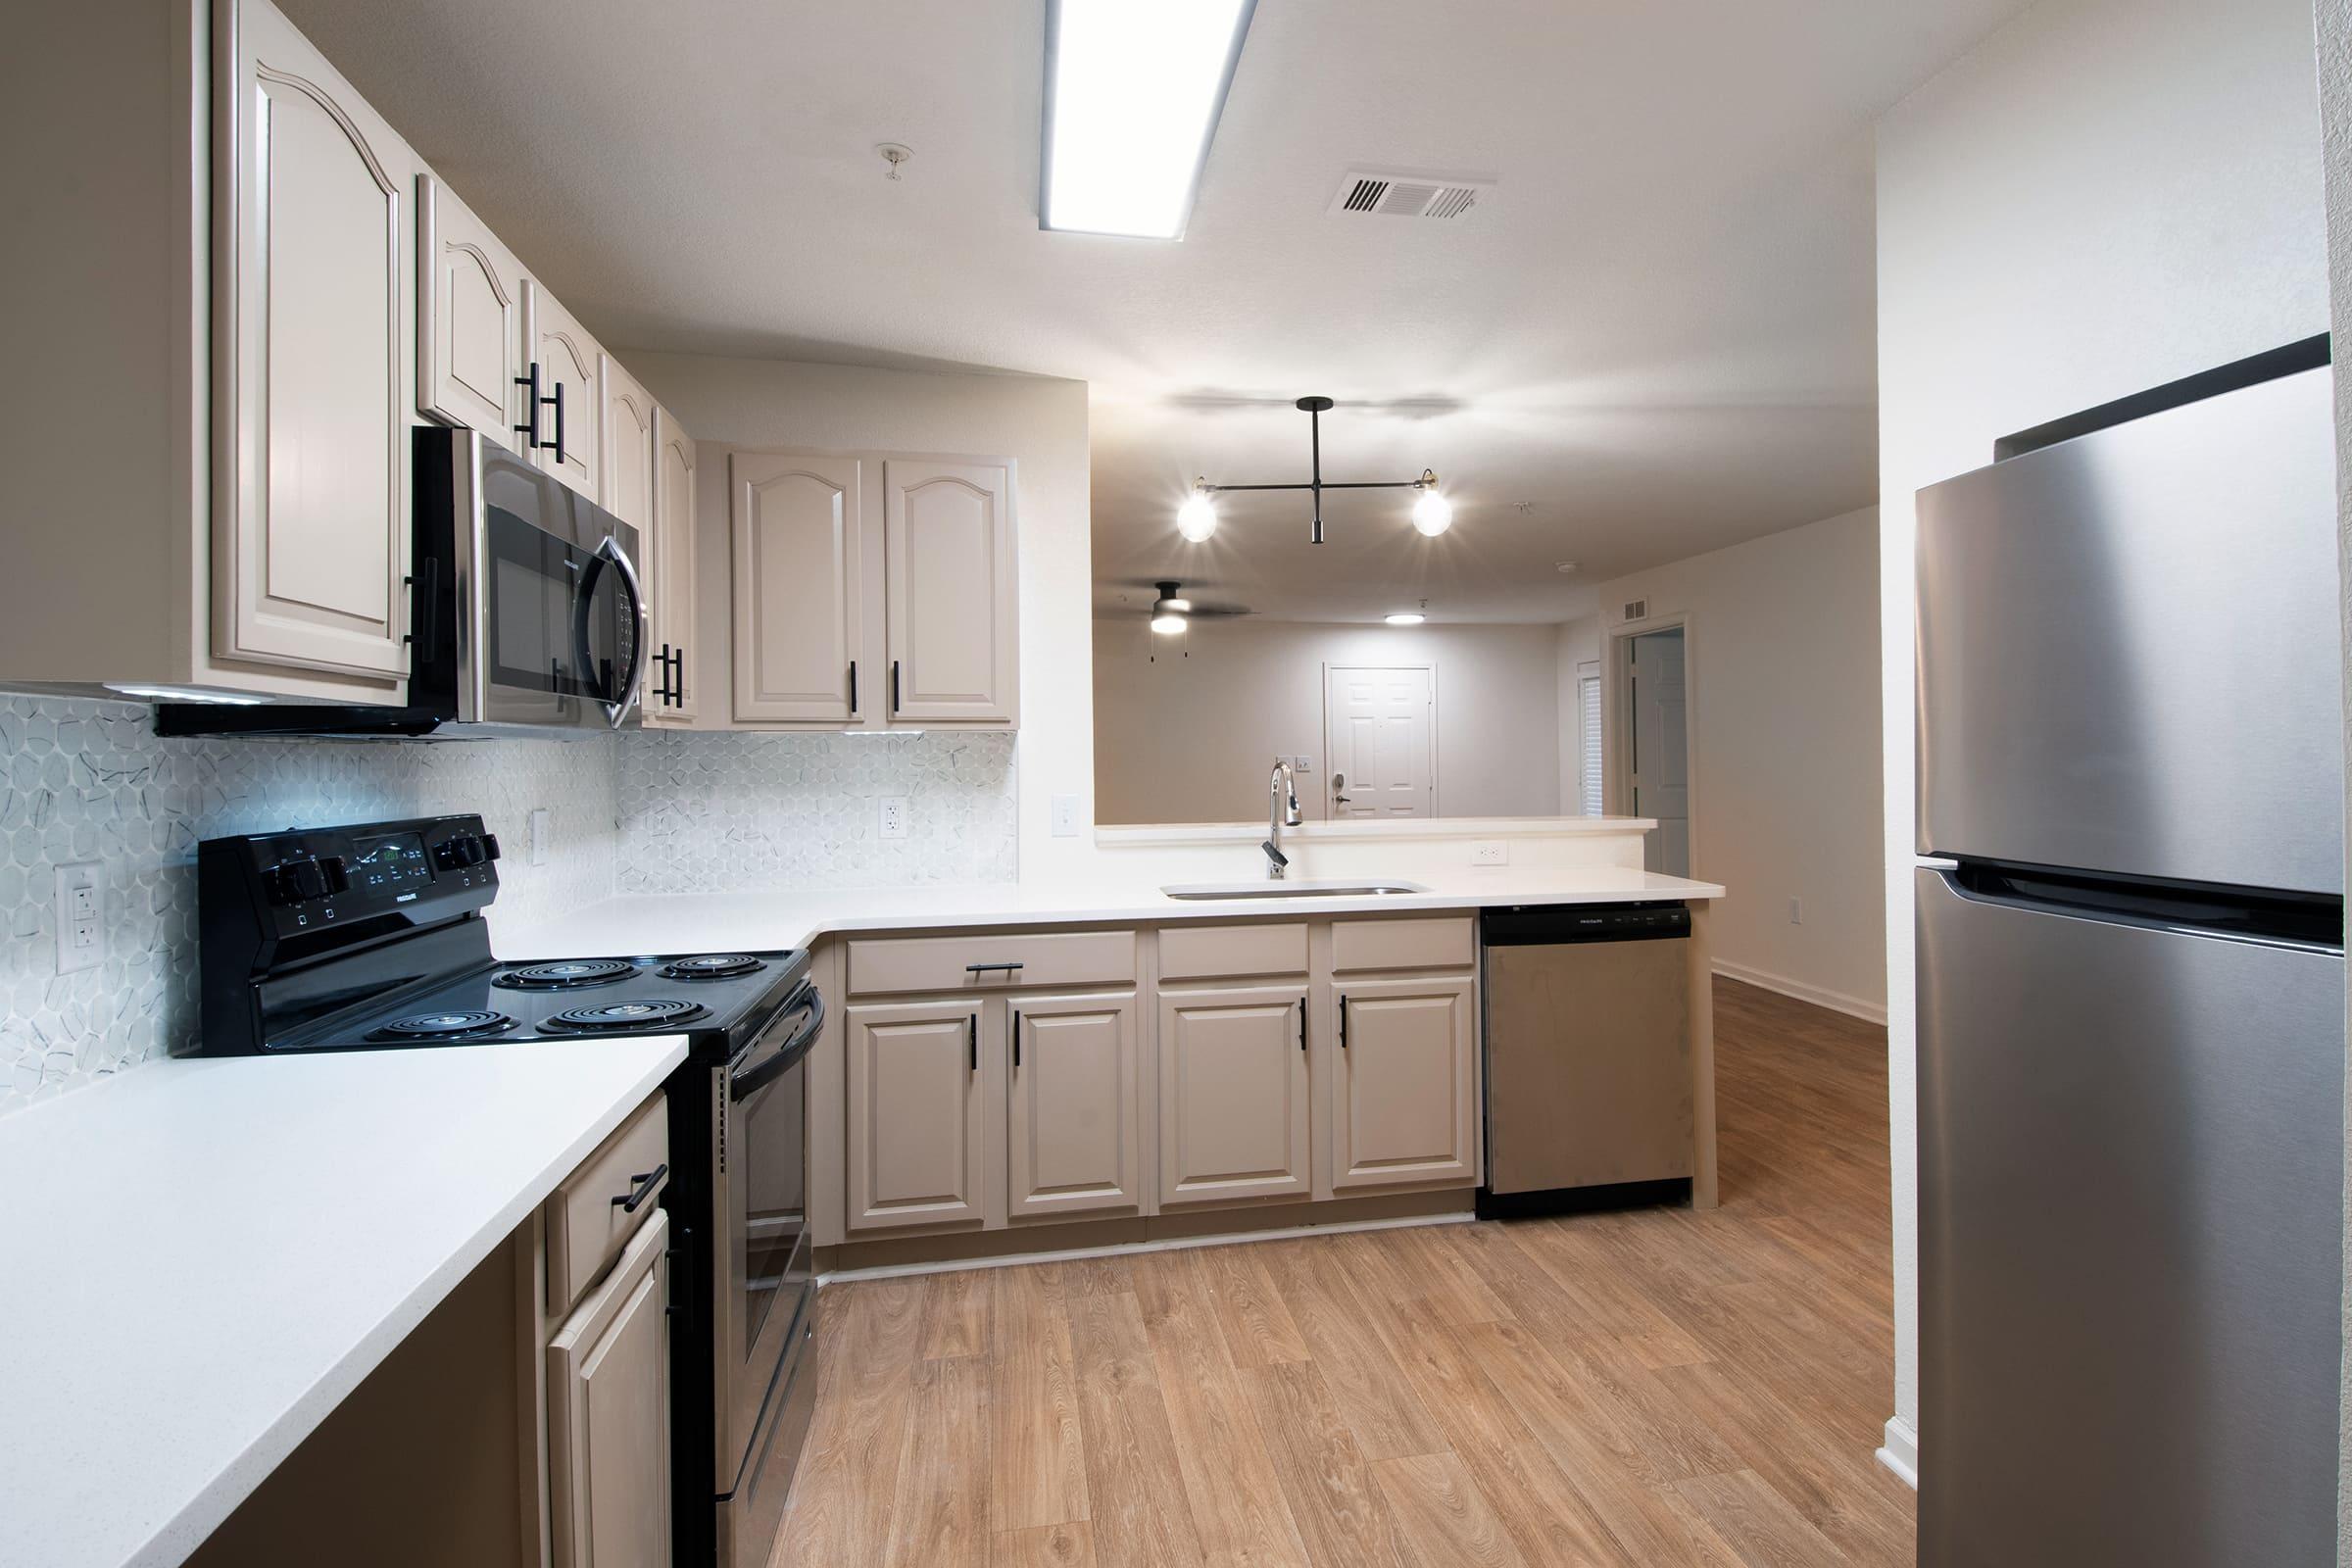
[
  {"xmin": 1324, "ymin": 664, "xmax": 1435, "ymax": 818},
  {"xmin": 1630, "ymin": 628, "xmax": 1690, "ymax": 875}
]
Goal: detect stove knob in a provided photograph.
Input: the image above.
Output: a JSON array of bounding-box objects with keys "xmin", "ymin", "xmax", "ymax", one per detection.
[
  {"xmin": 319, "ymin": 856, "xmax": 350, "ymax": 895},
  {"xmin": 264, "ymin": 864, "xmax": 302, "ymax": 906},
  {"xmin": 271, "ymin": 857, "xmax": 327, "ymax": 903},
  {"xmin": 479, "ymin": 833, "xmax": 502, "ymax": 862},
  {"xmin": 458, "ymin": 835, "xmax": 486, "ymax": 866}
]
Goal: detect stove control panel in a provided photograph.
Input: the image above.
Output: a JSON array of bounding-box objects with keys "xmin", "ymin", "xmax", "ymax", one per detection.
[{"xmin": 201, "ymin": 813, "xmax": 502, "ymax": 946}]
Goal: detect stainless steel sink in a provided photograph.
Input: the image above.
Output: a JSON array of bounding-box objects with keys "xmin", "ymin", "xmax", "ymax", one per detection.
[{"xmin": 1159, "ymin": 879, "xmax": 1430, "ymax": 901}]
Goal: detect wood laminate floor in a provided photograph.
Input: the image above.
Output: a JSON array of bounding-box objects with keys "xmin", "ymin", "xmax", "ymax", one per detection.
[{"xmin": 772, "ymin": 978, "xmax": 1912, "ymax": 1567}]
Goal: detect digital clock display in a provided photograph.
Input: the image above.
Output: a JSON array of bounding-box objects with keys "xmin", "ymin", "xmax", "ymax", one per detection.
[{"xmin": 348, "ymin": 833, "xmax": 433, "ymax": 892}]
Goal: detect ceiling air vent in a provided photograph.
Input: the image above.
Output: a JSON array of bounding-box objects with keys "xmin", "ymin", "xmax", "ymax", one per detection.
[{"xmin": 1328, "ymin": 169, "xmax": 1494, "ymax": 220}]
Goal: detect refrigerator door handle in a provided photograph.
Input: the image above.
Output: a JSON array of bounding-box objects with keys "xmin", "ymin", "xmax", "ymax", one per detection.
[{"xmin": 1916, "ymin": 856, "xmax": 1960, "ymax": 871}]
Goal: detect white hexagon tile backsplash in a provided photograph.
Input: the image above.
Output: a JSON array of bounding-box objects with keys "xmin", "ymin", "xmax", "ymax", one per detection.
[{"xmin": 0, "ymin": 698, "xmax": 1020, "ymax": 1117}]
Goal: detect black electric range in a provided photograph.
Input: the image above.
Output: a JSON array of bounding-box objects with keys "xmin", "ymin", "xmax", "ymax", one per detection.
[{"xmin": 195, "ymin": 812, "xmax": 822, "ymax": 1568}]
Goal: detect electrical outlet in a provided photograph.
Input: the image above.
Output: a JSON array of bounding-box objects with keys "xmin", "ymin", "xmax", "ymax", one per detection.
[
  {"xmin": 1788, "ymin": 896, "xmax": 1803, "ymax": 925},
  {"xmin": 878, "ymin": 797, "xmax": 909, "ymax": 840},
  {"xmin": 1051, "ymin": 794, "xmax": 1081, "ymax": 837},
  {"xmin": 528, "ymin": 807, "xmax": 551, "ymax": 867},
  {"xmin": 1293, "ymin": 755, "xmax": 1314, "ymax": 773},
  {"xmin": 54, "ymin": 862, "xmax": 103, "ymax": 973},
  {"xmin": 1472, "ymin": 841, "xmax": 1508, "ymax": 866}
]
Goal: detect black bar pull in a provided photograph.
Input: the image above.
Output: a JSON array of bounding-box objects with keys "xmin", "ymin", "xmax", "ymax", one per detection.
[
  {"xmin": 612, "ymin": 1162, "xmax": 668, "ymax": 1214},
  {"xmin": 1298, "ymin": 996, "xmax": 1306, "ymax": 1053},
  {"xmin": 967, "ymin": 1012, "xmax": 978, "ymax": 1073},
  {"xmin": 547, "ymin": 378, "xmax": 567, "ymax": 466},
  {"xmin": 674, "ymin": 646, "xmax": 685, "ymax": 706},
  {"xmin": 891, "ymin": 659, "xmax": 902, "ymax": 713},
  {"xmin": 403, "ymin": 557, "xmax": 441, "ymax": 652},
  {"xmin": 965, "ymin": 961, "xmax": 1025, "ymax": 974},
  {"xmin": 848, "ymin": 660, "xmax": 859, "ymax": 714},
  {"xmin": 654, "ymin": 644, "xmax": 674, "ymax": 706},
  {"xmin": 1012, "ymin": 1010, "xmax": 1022, "ymax": 1069},
  {"xmin": 1338, "ymin": 995, "xmax": 1349, "ymax": 1050},
  {"xmin": 513, "ymin": 362, "xmax": 543, "ymax": 450}
]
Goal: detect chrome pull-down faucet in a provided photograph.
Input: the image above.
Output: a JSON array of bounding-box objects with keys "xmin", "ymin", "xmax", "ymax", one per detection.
[{"xmin": 1265, "ymin": 759, "xmax": 1302, "ymax": 879}]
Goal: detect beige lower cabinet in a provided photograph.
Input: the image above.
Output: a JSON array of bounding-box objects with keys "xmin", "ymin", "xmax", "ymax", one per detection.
[
  {"xmin": 547, "ymin": 1208, "xmax": 670, "ymax": 1568},
  {"xmin": 846, "ymin": 999, "xmax": 988, "ymax": 1232},
  {"xmin": 1006, "ymin": 991, "xmax": 1142, "ymax": 1221},
  {"xmin": 1156, "ymin": 985, "xmax": 1313, "ymax": 1206},
  {"xmin": 1328, "ymin": 974, "xmax": 1479, "ymax": 1193}
]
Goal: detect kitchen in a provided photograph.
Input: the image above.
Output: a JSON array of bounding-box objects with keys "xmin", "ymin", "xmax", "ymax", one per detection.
[{"xmin": 2, "ymin": 1, "xmax": 2346, "ymax": 1567}]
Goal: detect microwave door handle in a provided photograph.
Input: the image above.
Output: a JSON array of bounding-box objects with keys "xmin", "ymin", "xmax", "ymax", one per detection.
[{"xmin": 574, "ymin": 534, "xmax": 649, "ymax": 729}]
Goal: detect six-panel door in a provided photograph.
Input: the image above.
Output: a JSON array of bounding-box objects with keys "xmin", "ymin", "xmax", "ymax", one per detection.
[
  {"xmin": 1328, "ymin": 975, "xmax": 1478, "ymax": 1192},
  {"xmin": 1156, "ymin": 986, "xmax": 1312, "ymax": 1206},
  {"xmin": 650, "ymin": 409, "xmax": 699, "ymax": 724},
  {"xmin": 416, "ymin": 172, "xmax": 524, "ymax": 451},
  {"xmin": 217, "ymin": 0, "xmax": 416, "ymax": 682},
  {"xmin": 523, "ymin": 280, "xmax": 600, "ymax": 501},
  {"xmin": 547, "ymin": 1209, "xmax": 670, "ymax": 1568},
  {"xmin": 883, "ymin": 459, "xmax": 1016, "ymax": 724},
  {"xmin": 846, "ymin": 1000, "xmax": 987, "ymax": 1233},
  {"xmin": 1007, "ymin": 992, "xmax": 1142, "ymax": 1221},
  {"xmin": 731, "ymin": 452, "xmax": 863, "ymax": 723}
]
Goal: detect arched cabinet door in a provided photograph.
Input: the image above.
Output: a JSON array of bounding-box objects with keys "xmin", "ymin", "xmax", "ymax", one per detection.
[
  {"xmin": 730, "ymin": 452, "xmax": 863, "ymax": 723},
  {"xmin": 882, "ymin": 459, "xmax": 1018, "ymax": 725},
  {"xmin": 416, "ymin": 172, "xmax": 524, "ymax": 452},
  {"xmin": 216, "ymin": 0, "xmax": 418, "ymax": 682},
  {"xmin": 522, "ymin": 280, "xmax": 601, "ymax": 502},
  {"xmin": 649, "ymin": 408, "xmax": 700, "ymax": 724}
]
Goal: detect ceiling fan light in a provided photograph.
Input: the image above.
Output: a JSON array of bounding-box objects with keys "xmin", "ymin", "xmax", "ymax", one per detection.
[
  {"xmin": 1150, "ymin": 612, "xmax": 1187, "ymax": 635},
  {"xmin": 1411, "ymin": 484, "xmax": 1453, "ymax": 537},
  {"xmin": 1176, "ymin": 490, "xmax": 1218, "ymax": 542},
  {"xmin": 1384, "ymin": 612, "xmax": 1426, "ymax": 626}
]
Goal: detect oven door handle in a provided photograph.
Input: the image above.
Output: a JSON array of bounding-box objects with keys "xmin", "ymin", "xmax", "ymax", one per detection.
[{"xmin": 731, "ymin": 983, "xmax": 824, "ymax": 1101}]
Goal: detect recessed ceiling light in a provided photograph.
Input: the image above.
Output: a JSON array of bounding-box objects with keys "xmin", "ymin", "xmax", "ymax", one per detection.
[
  {"xmin": 1041, "ymin": 0, "xmax": 1257, "ymax": 239},
  {"xmin": 1554, "ymin": 561, "xmax": 1580, "ymax": 573},
  {"xmin": 1384, "ymin": 612, "xmax": 1427, "ymax": 626}
]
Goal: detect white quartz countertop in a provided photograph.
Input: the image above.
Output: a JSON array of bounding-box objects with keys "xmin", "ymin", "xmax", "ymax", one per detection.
[
  {"xmin": 499, "ymin": 867, "xmax": 1724, "ymax": 960},
  {"xmin": 0, "ymin": 1036, "xmax": 686, "ymax": 1568}
]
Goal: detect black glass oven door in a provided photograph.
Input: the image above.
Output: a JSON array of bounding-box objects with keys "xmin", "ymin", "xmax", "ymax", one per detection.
[{"xmin": 725, "ymin": 986, "xmax": 820, "ymax": 1472}]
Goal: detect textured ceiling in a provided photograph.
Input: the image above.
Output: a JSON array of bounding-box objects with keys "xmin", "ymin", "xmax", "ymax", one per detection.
[{"xmin": 281, "ymin": 0, "xmax": 2031, "ymax": 622}]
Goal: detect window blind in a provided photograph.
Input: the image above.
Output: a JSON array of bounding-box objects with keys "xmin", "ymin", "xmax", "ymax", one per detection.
[{"xmin": 1580, "ymin": 673, "xmax": 1603, "ymax": 814}]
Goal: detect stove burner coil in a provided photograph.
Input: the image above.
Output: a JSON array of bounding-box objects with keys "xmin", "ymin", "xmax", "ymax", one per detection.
[
  {"xmin": 368, "ymin": 1009, "xmax": 515, "ymax": 1043},
  {"xmin": 539, "ymin": 998, "xmax": 711, "ymax": 1034},
  {"xmin": 496, "ymin": 958, "xmax": 641, "ymax": 991},
  {"xmin": 661, "ymin": 954, "xmax": 766, "ymax": 980}
]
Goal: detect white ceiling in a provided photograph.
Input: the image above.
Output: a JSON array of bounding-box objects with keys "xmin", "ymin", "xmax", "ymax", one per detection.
[{"xmin": 284, "ymin": 0, "xmax": 2031, "ymax": 622}]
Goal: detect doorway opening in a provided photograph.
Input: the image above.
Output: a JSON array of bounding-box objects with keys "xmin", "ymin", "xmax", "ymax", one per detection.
[
  {"xmin": 1610, "ymin": 624, "xmax": 1691, "ymax": 875},
  {"xmin": 1322, "ymin": 663, "xmax": 1437, "ymax": 817}
]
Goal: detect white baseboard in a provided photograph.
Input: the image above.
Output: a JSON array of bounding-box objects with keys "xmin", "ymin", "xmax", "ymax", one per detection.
[
  {"xmin": 818, "ymin": 1210, "xmax": 1474, "ymax": 1286},
  {"xmin": 1712, "ymin": 957, "xmax": 1888, "ymax": 1026},
  {"xmin": 1876, "ymin": 1416, "xmax": 1919, "ymax": 1489}
]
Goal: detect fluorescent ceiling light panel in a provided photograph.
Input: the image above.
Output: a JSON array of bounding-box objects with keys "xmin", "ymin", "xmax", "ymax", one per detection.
[{"xmin": 1042, "ymin": 0, "xmax": 1256, "ymax": 239}]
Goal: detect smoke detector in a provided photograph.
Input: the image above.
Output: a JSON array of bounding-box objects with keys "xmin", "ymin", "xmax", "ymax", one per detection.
[{"xmin": 1328, "ymin": 168, "xmax": 1494, "ymax": 220}]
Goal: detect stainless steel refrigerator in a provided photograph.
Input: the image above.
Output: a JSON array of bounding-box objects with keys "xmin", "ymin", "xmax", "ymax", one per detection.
[{"xmin": 1915, "ymin": 361, "xmax": 2345, "ymax": 1566}]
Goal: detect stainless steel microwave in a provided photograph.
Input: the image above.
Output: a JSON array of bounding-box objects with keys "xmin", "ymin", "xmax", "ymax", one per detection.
[{"xmin": 159, "ymin": 426, "xmax": 647, "ymax": 738}]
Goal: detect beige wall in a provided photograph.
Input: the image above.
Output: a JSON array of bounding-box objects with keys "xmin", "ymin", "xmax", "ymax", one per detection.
[
  {"xmin": 1093, "ymin": 618, "xmax": 1563, "ymax": 824},
  {"xmin": 1594, "ymin": 508, "xmax": 1886, "ymax": 1020},
  {"xmin": 626, "ymin": 353, "xmax": 1094, "ymax": 882},
  {"xmin": 1875, "ymin": 0, "xmax": 2328, "ymax": 1476}
]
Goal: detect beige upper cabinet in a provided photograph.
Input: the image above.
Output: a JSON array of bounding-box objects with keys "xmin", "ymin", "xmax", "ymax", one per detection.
[
  {"xmin": 731, "ymin": 452, "xmax": 863, "ymax": 724},
  {"xmin": 598, "ymin": 355, "xmax": 656, "ymax": 536},
  {"xmin": 1156, "ymin": 986, "xmax": 1312, "ymax": 1207},
  {"xmin": 1006, "ymin": 992, "xmax": 1141, "ymax": 1222},
  {"xmin": 416, "ymin": 173, "xmax": 524, "ymax": 453},
  {"xmin": 846, "ymin": 1000, "xmax": 987, "ymax": 1234},
  {"xmin": 215, "ymin": 0, "xmax": 416, "ymax": 682},
  {"xmin": 1328, "ymin": 975, "xmax": 1478, "ymax": 1193},
  {"xmin": 522, "ymin": 281, "xmax": 600, "ymax": 501},
  {"xmin": 883, "ymin": 459, "xmax": 1017, "ymax": 725},
  {"xmin": 547, "ymin": 1209, "xmax": 671, "ymax": 1568},
  {"xmin": 648, "ymin": 409, "xmax": 700, "ymax": 724}
]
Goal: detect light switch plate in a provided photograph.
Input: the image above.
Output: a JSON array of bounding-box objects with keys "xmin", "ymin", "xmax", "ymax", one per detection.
[
  {"xmin": 1472, "ymin": 841, "xmax": 1508, "ymax": 866},
  {"xmin": 54, "ymin": 861, "xmax": 103, "ymax": 973},
  {"xmin": 1293, "ymin": 755, "xmax": 1314, "ymax": 773},
  {"xmin": 1051, "ymin": 794, "xmax": 1081, "ymax": 837},
  {"xmin": 878, "ymin": 797, "xmax": 909, "ymax": 840}
]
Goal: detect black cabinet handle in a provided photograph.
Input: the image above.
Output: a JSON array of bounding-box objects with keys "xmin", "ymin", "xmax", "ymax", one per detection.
[
  {"xmin": 1339, "ymin": 996, "xmax": 1349, "ymax": 1051},
  {"xmin": 673, "ymin": 646, "xmax": 685, "ymax": 706},
  {"xmin": 890, "ymin": 659, "xmax": 902, "ymax": 713},
  {"xmin": 547, "ymin": 378, "xmax": 567, "ymax": 466},
  {"xmin": 965, "ymin": 961, "xmax": 1025, "ymax": 974},
  {"xmin": 967, "ymin": 1012, "xmax": 978, "ymax": 1073},
  {"xmin": 612, "ymin": 1162, "xmax": 668, "ymax": 1214},
  {"xmin": 1012, "ymin": 1009, "xmax": 1022, "ymax": 1069},
  {"xmin": 1298, "ymin": 996, "xmax": 1306, "ymax": 1053},
  {"xmin": 404, "ymin": 557, "xmax": 441, "ymax": 652},
  {"xmin": 653, "ymin": 644, "xmax": 674, "ymax": 706},
  {"xmin": 514, "ymin": 362, "xmax": 543, "ymax": 450},
  {"xmin": 848, "ymin": 660, "xmax": 859, "ymax": 714}
]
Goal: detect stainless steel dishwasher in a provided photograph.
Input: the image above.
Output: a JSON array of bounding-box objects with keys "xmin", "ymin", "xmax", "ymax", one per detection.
[{"xmin": 1478, "ymin": 903, "xmax": 1693, "ymax": 1217}]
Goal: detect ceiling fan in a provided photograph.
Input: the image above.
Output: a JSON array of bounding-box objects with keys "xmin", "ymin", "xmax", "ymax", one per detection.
[{"xmin": 1132, "ymin": 579, "xmax": 1250, "ymax": 635}]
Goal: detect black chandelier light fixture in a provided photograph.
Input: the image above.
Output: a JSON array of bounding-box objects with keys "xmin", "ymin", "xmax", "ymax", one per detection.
[{"xmin": 1177, "ymin": 396, "xmax": 1453, "ymax": 546}]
